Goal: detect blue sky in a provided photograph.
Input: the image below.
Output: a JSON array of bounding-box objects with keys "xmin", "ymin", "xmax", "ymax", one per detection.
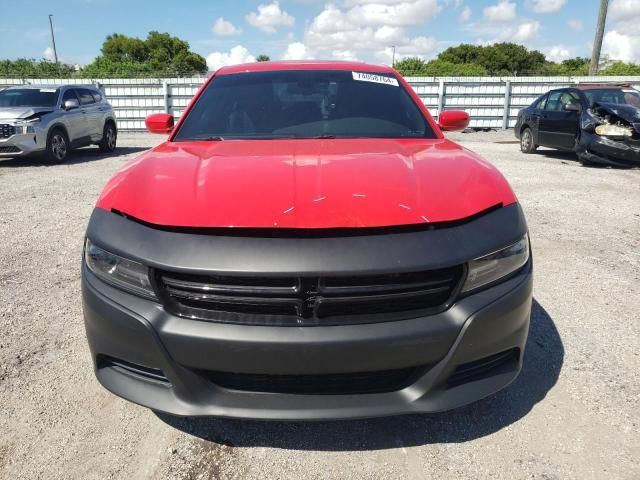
[{"xmin": 1, "ymin": 0, "xmax": 638, "ymax": 69}]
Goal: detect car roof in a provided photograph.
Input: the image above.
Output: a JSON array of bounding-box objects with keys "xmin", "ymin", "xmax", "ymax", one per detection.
[
  {"xmin": 575, "ymin": 83, "xmax": 634, "ymax": 90},
  {"xmin": 6, "ymin": 84, "xmax": 97, "ymax": 90},
  {"xmin": 216, "ymin": 60, "xmax": 396, "ymax": 76}
]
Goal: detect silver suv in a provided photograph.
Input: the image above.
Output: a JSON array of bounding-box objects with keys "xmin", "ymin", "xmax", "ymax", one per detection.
[{"xmin": 0, "ymin": 84, "xmax": 117, "ymax": 163}]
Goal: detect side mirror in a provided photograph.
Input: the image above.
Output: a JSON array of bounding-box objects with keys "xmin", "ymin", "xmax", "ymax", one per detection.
[
  {"xmin": 64, "ymin": 99, "xmax": 79, "ymax": 111},
  {"xmin": 564, "ymin": 103, "xmax": 581, "ymax": 112},
  {"xmin": 438, "ymin": 110, "xmax": 470, "ymax": 132},
  {"xmin": 145, "ymin": 113, "xmax": 174, "ymax": 134}
]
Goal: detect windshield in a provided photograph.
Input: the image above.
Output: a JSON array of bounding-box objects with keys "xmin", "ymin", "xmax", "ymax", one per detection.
[
  {"xmin": 174, "ymin": 70, "xmax": 435, "ymax": 141},
  {"xmin": 0, "ymin": 88, "xmax": 60, "ymax": 108},
  {"xmin": 584, "ymin": 88, "xmax": 640, "ymax": 108}
]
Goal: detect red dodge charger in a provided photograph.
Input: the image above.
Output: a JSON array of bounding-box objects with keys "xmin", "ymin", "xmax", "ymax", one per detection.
[{"xmin": 82, "ymin": 61, "xmax": 532, "ymax": 420}]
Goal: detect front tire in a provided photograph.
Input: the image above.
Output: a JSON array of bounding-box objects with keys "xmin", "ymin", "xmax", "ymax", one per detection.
[
  {"xmin": 45, "ymin": 128, "xmax": 69, "ymax": 164},
  {"xmin": 98, "ymin": 122, "xmax": 117, "ymax": 153},
  {"xmin": 520, "ymin": 127, "xmax": 537, "ymax": 154}
]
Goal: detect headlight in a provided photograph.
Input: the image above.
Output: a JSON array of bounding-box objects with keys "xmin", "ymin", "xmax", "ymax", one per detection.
[
  {"xmin": 84, "ymin": 239, "xmax": 156, "ymax": 299},
  {"xmin": 595, "ymin": 124, "xmax": 633, "ymax": 137},
  {"xmin": 14, "ymin": 118, "xmax": 40, "ymax": 134},
  {"xmin": 462, "ymin": 235, "xmax": 530, "ymax": 293}
]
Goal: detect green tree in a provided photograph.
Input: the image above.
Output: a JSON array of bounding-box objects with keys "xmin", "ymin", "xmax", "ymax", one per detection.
[
  {"xmin": 0, "ymin": 58, "xmax": 76, "ymax": 78},
  {"xmin": 422, "ymin": 60, "xmax": 488, "ymax": 76},
  {"xmin": 256, "ymin": 54, "xmax": 271, "ymax": 62},
  {"xmin": 600, "ymin": 61, "xmax": 640, "ymax": 75},
  {"xmin": 437, "ymin": 43, "xmax": 546, "ymax": 75},
  {"xmin": 393, "ymin": 57, "xmax": 427, "ymax": 75},
  {"xmin": 83, "ymin": 31, "xmax": 207, "ymax": 77}
]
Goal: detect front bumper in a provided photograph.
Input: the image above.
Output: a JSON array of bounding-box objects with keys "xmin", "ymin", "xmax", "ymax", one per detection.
[
  {"xmin": 578, "ymin": 131, "xmax": 640, "ymax": 167},
  {"xmin": 83, "ymin": 263, "xmax": 532, "ymax": 420},
  {"xmin": 0, "ymin": 130, "xmax": 45, "ymax": 157},
  {"xmin": 82, "ymin": 205, "xmax": 532, "ymax": 420}
]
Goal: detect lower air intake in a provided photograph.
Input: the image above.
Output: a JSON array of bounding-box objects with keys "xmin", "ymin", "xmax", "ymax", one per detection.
[{"xmin": 203, "ymin": 365, "xmax": 430, "ymax": 395}]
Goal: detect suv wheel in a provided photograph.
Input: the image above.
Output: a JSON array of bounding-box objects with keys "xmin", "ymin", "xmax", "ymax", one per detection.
[
  {"xmin": 520, "ymin": 127, "xmax": 537, "ymax": 154},
  {"xmin": 46, "ymin": 129, "xmax": 69, "ymax": 164},
  {"xmin": 99, "ymin": 123, "xmax": 117, "ymax": 153}
]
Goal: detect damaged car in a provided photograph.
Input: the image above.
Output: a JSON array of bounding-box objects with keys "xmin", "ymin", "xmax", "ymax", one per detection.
[
  {"xmin": 0, "ymin": 84, "xmax": 117, "ymax": 163},
  {"xmin": 515, "ymin": 84, "xmax": 640, "ymax": 167}
]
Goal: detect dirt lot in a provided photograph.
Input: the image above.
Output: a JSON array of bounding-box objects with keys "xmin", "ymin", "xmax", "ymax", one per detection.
[{"xmin": 0, "ymin": 131, "xmax": 638, "ymax": 480}]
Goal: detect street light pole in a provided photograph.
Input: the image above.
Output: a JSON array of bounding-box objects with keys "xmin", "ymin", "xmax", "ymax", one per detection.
[
  {"xmin": 589, "ymin": 0, "xmax": 608, "ymax": 75},
  {"xmin": 392, "ymin": 46, "xmax": 396, "ymax": 68},
  {"xmin": 48, "ymin": 14, "xmax": 59, "ymax": 63}
]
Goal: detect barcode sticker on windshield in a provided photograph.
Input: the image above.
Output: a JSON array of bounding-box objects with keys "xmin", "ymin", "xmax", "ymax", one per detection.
[
  {"xmin": 352, "ymin": 72, "xmax": 399, "ymax": 87},
  {"xmin": 39, "ymin": 88, "xmax": 57, "ymax": 92}
]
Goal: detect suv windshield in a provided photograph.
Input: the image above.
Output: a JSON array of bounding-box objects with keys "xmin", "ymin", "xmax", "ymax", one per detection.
[
  {"xmin": 174, "ymin": 70, "xmax": 435, "ymax": 140},
  {"xmin": 584, "ymin": 88, "xmax": 640, "ymax": 108},
  {"xmin": 0, "ymin": 88, "xmax": 60, "ymax": 108}
]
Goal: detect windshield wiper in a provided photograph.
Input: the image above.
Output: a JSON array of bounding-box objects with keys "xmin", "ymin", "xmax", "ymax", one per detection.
[
  {"xmin": 313, "ymin": 134, "xmax": 337, "ymax": 139},
  {"xmin": 191, "ymin": 135, "xmax": 225, "ymax": 141}
]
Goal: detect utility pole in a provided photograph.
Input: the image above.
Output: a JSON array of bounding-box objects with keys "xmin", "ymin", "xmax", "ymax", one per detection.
[
  {"xmin": 589, "ymin": 0, "xmax": 608, "ymax": 75},
  {"xmin": 48, "ymin": 14, "xmax": 59, "ymax": 63},
  {"xmin": 392, "ymin": 46, "xmax": 396, "ymax": 68}
]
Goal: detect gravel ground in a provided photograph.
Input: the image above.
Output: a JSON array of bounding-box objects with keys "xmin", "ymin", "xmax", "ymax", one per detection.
[{"xmin": 0, "ymin": 130, "xmax": 638, "ymax": 480}]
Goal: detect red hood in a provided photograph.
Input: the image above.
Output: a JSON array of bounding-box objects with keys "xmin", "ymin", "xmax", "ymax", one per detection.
[{"xmin": 96, "ymin": 138, "xmax": 516, "ymax": 229}]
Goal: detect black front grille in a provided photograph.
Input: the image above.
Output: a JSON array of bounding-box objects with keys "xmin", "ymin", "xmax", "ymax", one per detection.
[
  {"xmin": 0, "ymin": 145, "xmax": 20, "ymax": 154},
  {"xmin": 156, "ymin": 266, "xmax": 464, "ymax": 326},
  {"xmin": 0, "ymin": 124, "xmax": 16, "ymax": 139},
  {"xmin": 204, "ymin": 365, "xmax": 429, "ymax": 395}
]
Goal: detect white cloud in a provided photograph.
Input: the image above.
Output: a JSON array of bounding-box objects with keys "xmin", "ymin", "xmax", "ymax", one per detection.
[
  {"xmin": 603, "ymin": 30, "xmax": 640, "ymax": 63},
  {"xmin": 466, "ymin": 19, "xmax": 540, "ymax": 44},
  {"xmin": 346, "ymin": 0, "xmax": 440, "ymax": 27},
  {"xmin": 43, "ymin": 47, "xmax": 56, "ymax": 61},
  {"xmin": 527, "ymin": 0, "xmax": 567, "ymax": 13},
  {"xmin": 246, "ymin": 1, "xmax": 295, "ymax": 34},
  {"xmin": 282, "ymin": 42, "xmax": 312, "ymax": 60},
  {"xmin": 568, "ymin": 18, "xmax": 583, "ymax": 31},
  {"xmin": 332, "ymin": 50, "xmax": 359, "ymax": 61},
  {"xmin": 512, "ymin": 20, "xmax": 540, "ymax": 42},
  {"xmin": 212, "ymin": 17, "xmax": 242, "ymax": 36},
  {"xmin": 602, "ymin": 0, "xmax": 640, "ymax": 62},
  {"xmin": 206, "ymin": 45, "xmax": 256, "ymax": 70},
  {"xmin": 377, "ymin": 36, "xmax": 439, "ymax": 62},
  {"xmin": 610, "ymin": 0, "xmax": 640, "ymax": 21},
  {"xmin": 545, "ymin": 45, "xmax": 571, "ymax": 62},
  {"xmin": 303, "ymin": 2, "xmax": 440, "ymax": 64},
  {"xmin": 483, "ymin": 0, "xmax": 517, "ymax": 22},
  {"xmin": 373, "ymin": 26, "xmax": 407, "ymax": 44},
  {"xmin": 459, "ymin": 5, "xmax": 472, "ymax": 23}
]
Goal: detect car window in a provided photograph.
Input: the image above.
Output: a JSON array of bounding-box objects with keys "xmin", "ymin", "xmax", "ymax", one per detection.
[
  {"xmin": 91, "ymin": 90, "xmax": 103, "ymax": 103},
  {"xmin": 0, "ymin": 88, "xmax": 60, "ymax": 107},
  {"xmin": 174, "ymin": 70, "xmax": 435, "ymax": 140},
  {"xmin": 532, "ymin": 95, "xmax": 546, "ymax": 109},
  {"xmin": 543, "ymin": 91, "xmax": 564, "ymax": 111},
  {"xmin": 77, "ymin": 88, "xmax": 96, "ymax": 106},
  {"xmin": 559, "ymin": 92, "xmax": 580, "ymax": 109},
  {"xmin": 62, "ymin": 89, "xmax": 79, "ymax": 104},
  {"xmin": 584, "ymin": 88, "xmax": 640, "ymax": 107}
]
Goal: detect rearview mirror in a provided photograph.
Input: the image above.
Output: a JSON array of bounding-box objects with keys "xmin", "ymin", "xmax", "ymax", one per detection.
[
  {"xmin": 564, "ymin": 103, "xmax": 581, "ymax": 112},
  {"xmin": 438, "ymin": 110, "xmax": 470, "ymax": 132},
  {"xmin": 145, "ymin": 113, "xmax": 174, "ymax": 134},
  {"xmin": 64, "ymin": 99, "xmax": 79, "ymax": 111}
]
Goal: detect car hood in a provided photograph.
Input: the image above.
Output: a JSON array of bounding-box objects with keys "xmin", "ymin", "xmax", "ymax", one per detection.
[
  {"xmin": 593, "ymin": 102, "xmax": 640, "ymax": 124},
  {"xmin": 0, "ymin": 106, "xmax": 54, "ymax": 120},
  {"xmin": 96, "ymin": 138, "xmax": 517, "ymax": 229}
]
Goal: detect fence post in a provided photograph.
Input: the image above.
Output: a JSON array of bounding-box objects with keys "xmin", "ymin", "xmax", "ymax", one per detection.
[
  {"xmin": 162, "ymin": 81, "xmax": 170, "ymax": 115},
  {"xmin": 437, "ymin": 79, "xmax": 445, "ymax": 118},
  {"xmin": 502, "ymin": 80, "xmax": 511, "ymax": 130}
]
